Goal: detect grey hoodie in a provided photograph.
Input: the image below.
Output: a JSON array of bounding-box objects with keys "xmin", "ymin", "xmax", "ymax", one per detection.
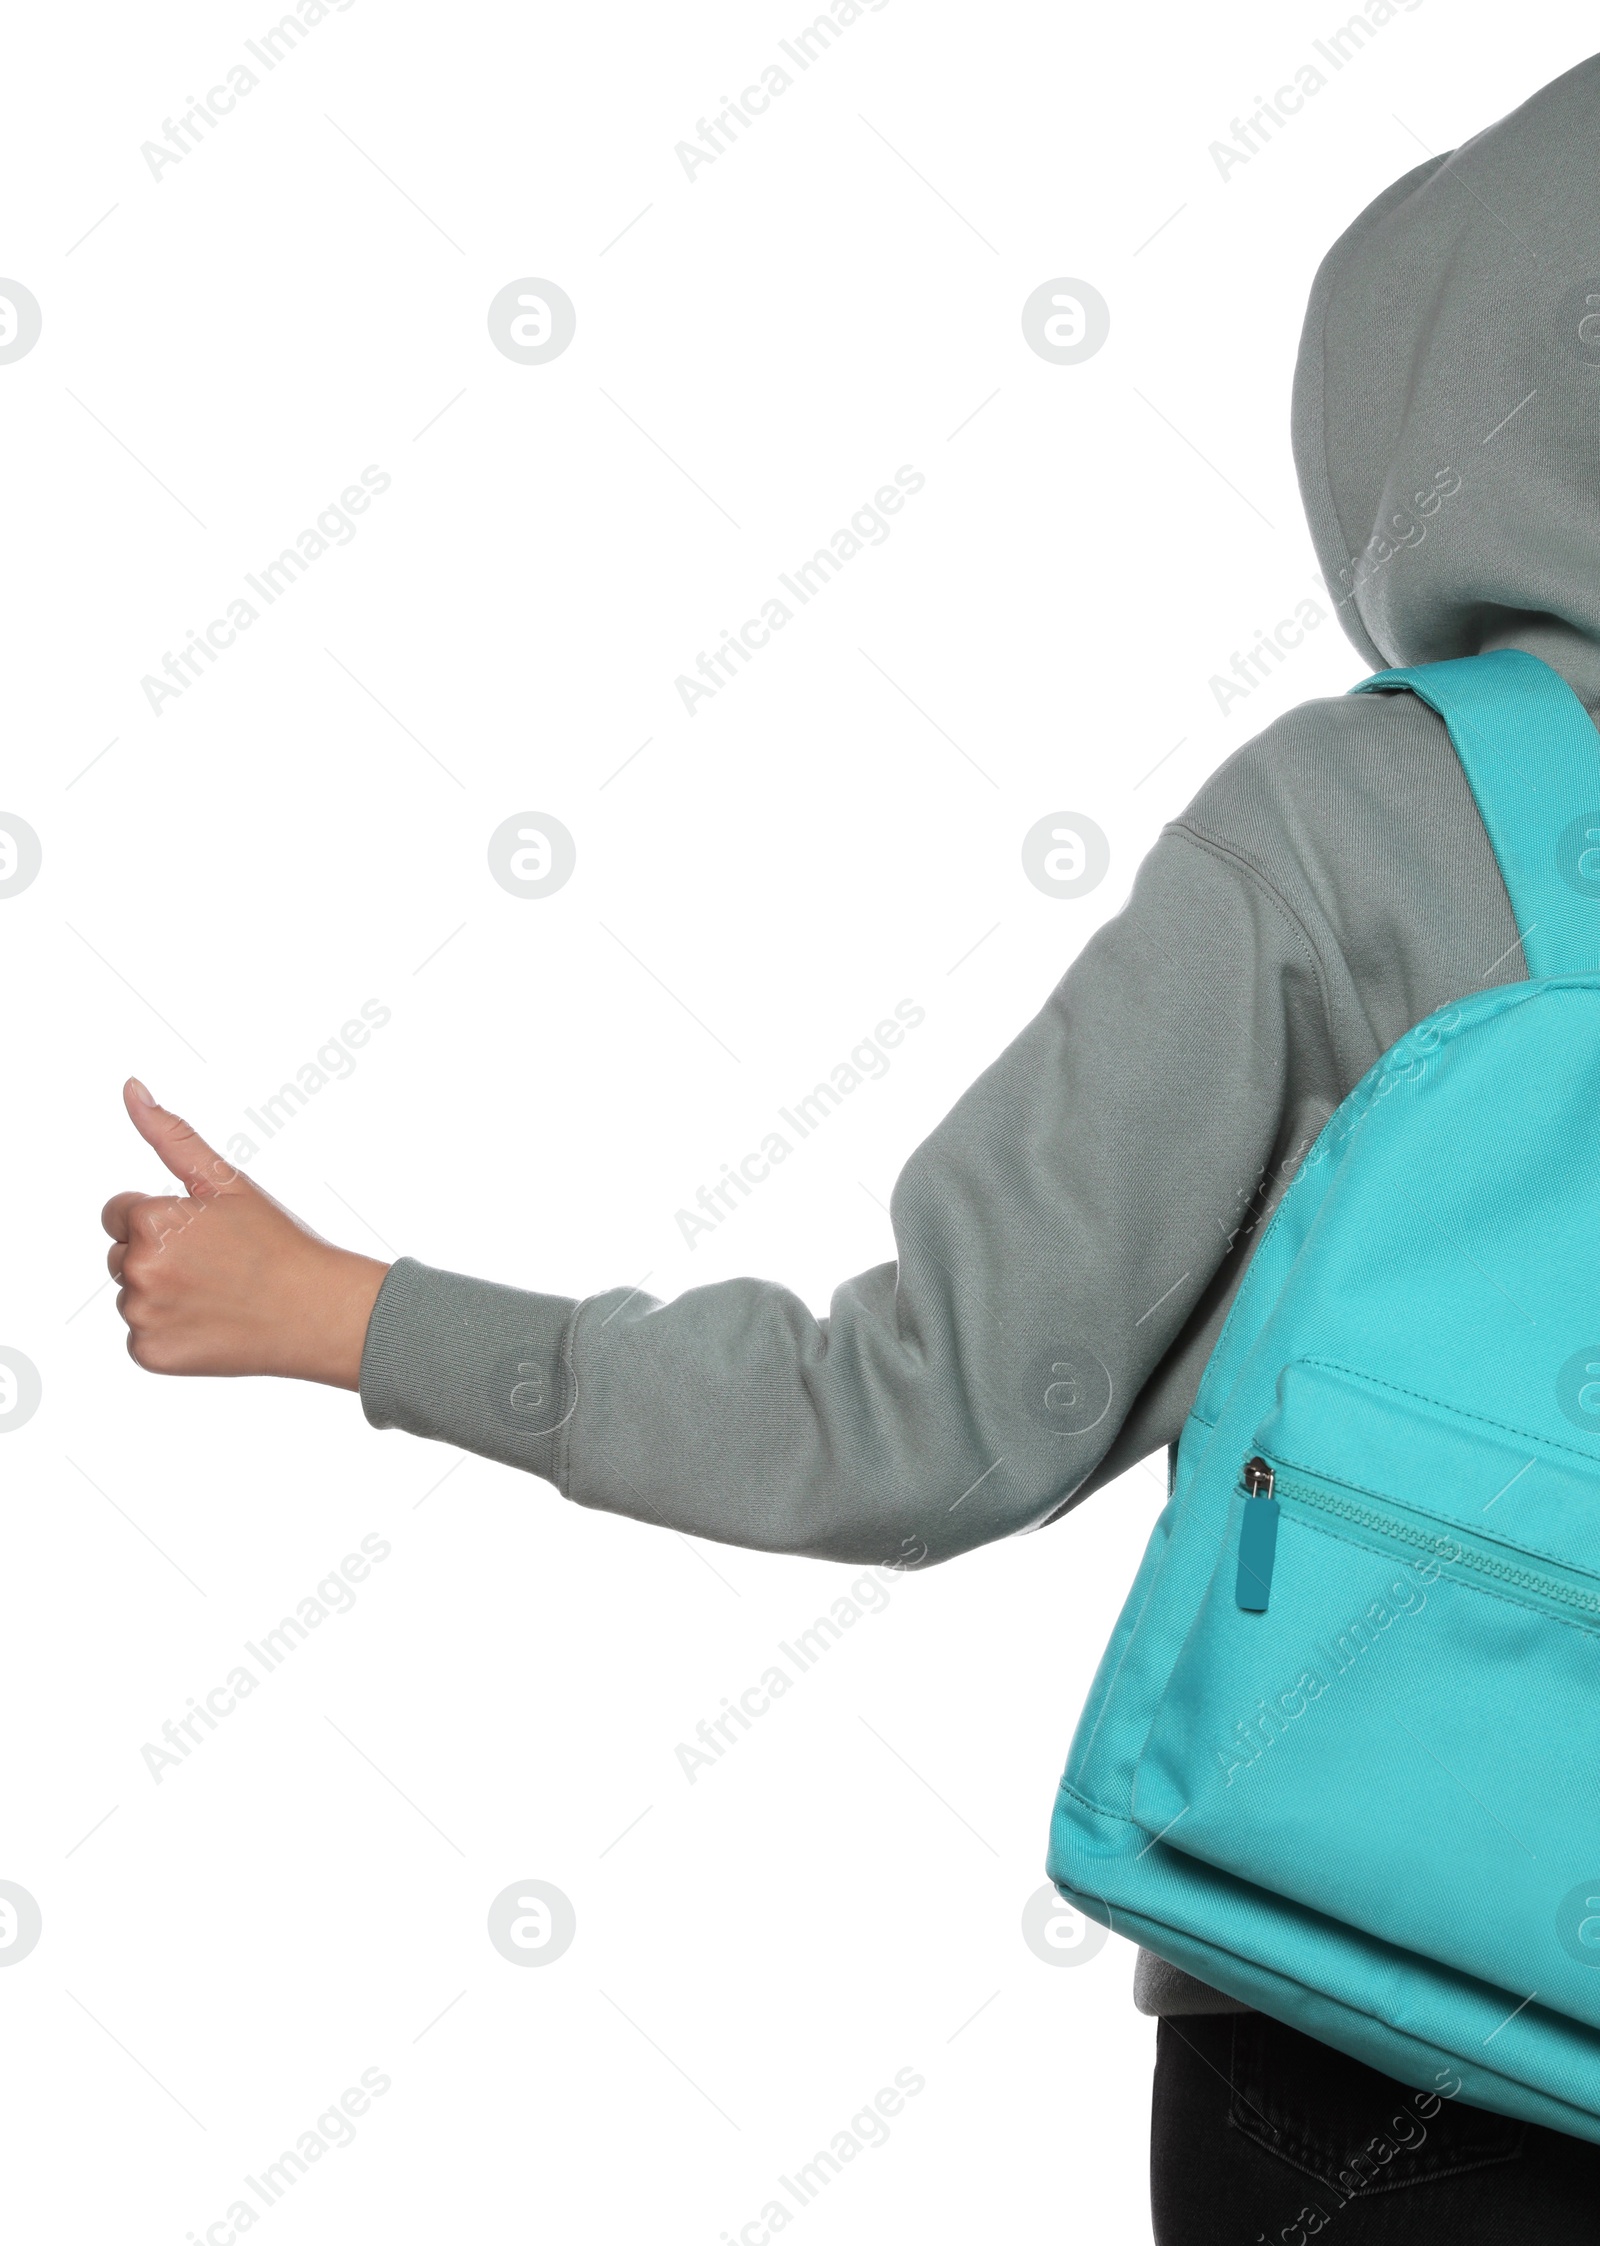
[{"xmin": 358, "ymin": 54, "xmax": 1600, "ymax": 2015}]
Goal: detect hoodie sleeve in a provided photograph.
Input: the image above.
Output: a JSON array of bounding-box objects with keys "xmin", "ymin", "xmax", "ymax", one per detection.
[{"xmin": 359, "ymin": 824, "xmax": 1341, "ymax": 1565}]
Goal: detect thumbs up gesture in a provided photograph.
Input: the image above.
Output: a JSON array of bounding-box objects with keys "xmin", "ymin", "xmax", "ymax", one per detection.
[{"xmin": 102, "ymin": 1080, "xmax": 390, "ymax": 1386}]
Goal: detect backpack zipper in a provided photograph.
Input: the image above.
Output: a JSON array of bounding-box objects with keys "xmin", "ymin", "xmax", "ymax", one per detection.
[
  {"xmin": 1234, "ymin": 1456, "xmax": 1279, "ymax": 1611},
  {"xmin": 1240, "ymin": 1454, "xmax": 1600, "ymax": 1627}
]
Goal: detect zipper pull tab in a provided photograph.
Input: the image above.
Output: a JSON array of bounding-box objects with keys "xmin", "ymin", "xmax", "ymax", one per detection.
[{"xmin": 1236, "ymin": 1456, "xmax": 1279, "ymax": 1612}]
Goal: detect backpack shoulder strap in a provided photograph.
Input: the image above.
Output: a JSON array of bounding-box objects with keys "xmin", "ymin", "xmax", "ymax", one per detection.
[{"xmin": 1352, "ymin": 648, "xmax": 1600, "ymax": 980}]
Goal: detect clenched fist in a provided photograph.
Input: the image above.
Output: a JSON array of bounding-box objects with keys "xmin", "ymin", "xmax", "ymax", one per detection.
[{"xmin": 103, "ymin": 1079, "xmax": 391, "ymax": 1387}]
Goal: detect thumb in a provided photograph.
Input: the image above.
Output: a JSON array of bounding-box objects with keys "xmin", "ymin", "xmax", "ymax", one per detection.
[{"xmin": 123, "ymin": 1079, "xmax": 241, "ymax": 1197}]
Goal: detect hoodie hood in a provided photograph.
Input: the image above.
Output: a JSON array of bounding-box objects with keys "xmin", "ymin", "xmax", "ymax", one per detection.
[{"xmin": 1294, "ymin": 53, "xmax": 1600, "ymax": 714}]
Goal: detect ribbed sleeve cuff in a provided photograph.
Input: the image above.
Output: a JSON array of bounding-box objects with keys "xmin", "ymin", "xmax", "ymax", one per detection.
[{"xmin": 358, "ymin": 1256, "xmax": 580, "ymax": 1487}]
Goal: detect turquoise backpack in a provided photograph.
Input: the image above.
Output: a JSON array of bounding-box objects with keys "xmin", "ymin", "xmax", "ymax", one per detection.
[{"xmin": 1047, "ymin": 648, "xmax": 1600, "ymax": 2143}]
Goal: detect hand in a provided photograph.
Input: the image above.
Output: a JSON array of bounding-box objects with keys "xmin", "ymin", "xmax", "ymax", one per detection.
[{"xmin": 103, "ymin": 1079, "xmax": 391, "ymax": 1387}]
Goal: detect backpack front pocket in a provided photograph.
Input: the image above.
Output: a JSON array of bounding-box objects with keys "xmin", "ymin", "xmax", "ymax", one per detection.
[{"xmin": 1133, "ymin": 1359, "xmax": 1600, "ymax": 2026}]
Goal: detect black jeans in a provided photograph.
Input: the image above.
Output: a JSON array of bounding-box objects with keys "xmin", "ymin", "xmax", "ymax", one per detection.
[{"xmin": 1150, "ymin": 2010, "xmax": 1600, "ymax": 2243}]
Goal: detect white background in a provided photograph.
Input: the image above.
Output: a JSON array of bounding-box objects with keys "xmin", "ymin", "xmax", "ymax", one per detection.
[{"xmin": 1, "ymin": 3, "xmax": 1591, "ymax": 2239}]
